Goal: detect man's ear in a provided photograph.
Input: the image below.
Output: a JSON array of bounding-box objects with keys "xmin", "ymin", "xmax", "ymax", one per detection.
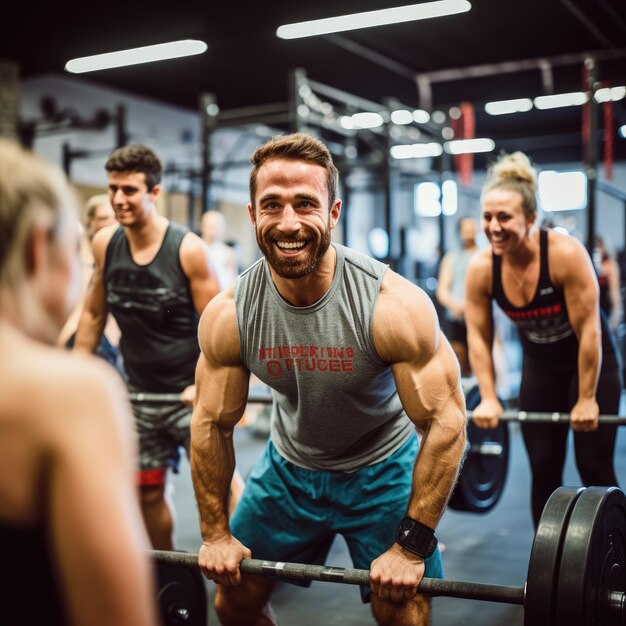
[
  {"xmin": 151, "ymin": 183, "xmax": 162, "ymax": 203},
  {"xmin": 329, "ymin": 200, "xmax": 342, "ymax": 229},
  {"xmin": 25, "ymin": 224, "xmax": 51, "ymax": 276},
  {"xmin": 247, "ymin": 203, "xmax": 256, "ymax": 225}
]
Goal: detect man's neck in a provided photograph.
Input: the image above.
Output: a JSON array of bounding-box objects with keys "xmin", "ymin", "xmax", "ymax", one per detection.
[
  {"xmin": 124, "ymin": 214, "xmax": 167, "ymax": 247},
  {"xmin": 123, "ymin": 214, "xmax": 169, "ymax": 265}
]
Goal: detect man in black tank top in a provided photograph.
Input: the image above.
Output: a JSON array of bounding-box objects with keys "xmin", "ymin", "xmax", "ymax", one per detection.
[
  {"xmin": 73, "ymin": 145, "xmax": 243, "ymax": 549},
  {"xmin": 465, "ymin": 151, "xmax": 622, "ymax": 529}
]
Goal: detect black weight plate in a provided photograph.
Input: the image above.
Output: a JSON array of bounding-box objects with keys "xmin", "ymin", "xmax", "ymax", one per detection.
[
  {"xmin": 155, "ymin": 551, "xmax": 208, "ymax": 626},
  {"xmin": 448, "ymin": 384, "xmax": 510, "ymax": 513},
  {"xmin": 524, "ymin": 486, "xmax": 584, "ymax": 626},
  {"xmin": 555, "ymin": 486, "xmax": 626, "ymax": 626}
]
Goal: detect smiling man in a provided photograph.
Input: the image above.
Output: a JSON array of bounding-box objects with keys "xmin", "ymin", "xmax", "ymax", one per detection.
[
  {"xmin": 190, "ymin": 133, "xmax": 467, "ymax": 626},
  {"xmin": 73, "ymin": 144, "xmax": 244, "ymax": 550}
]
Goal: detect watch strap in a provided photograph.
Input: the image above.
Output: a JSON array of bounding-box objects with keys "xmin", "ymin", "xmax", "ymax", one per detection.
[{"xmin": 395, "ymin": 517, "xmax": 438, "ymax": 559}]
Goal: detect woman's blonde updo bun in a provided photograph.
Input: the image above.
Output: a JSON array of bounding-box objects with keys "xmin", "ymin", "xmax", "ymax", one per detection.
[{"xmin": 482, "ymin": 151, "xmax": 538, "ymax": 217}]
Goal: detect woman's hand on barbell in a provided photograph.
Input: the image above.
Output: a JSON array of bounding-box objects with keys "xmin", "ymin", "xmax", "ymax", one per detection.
[{"xmin": 471, "ymin": 397, "xmax": 504, "ymax": 430}]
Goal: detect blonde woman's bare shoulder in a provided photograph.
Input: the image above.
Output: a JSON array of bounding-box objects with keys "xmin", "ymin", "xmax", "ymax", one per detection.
[{"xmin": 8, "ymin": 344, "xmax": 130, "ymax": 442}]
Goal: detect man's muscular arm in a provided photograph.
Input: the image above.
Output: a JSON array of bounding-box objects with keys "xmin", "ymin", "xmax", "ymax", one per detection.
[
  {"xmin": 73, "ymin": 225, "xmax": 116, "ymax": 353},
  {"xmin": 190, "ymin": 289, "xmax": 251, "ymax": 584},
  {"xmin": 369, "ymin": 271, "xmax": 466, "ymax": 601},
  {"xmin": 180, "ymin": 233, "xmax": 221, "ymax": 316}
]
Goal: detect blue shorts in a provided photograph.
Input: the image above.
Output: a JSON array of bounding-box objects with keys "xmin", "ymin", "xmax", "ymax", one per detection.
[{"xmin": 230, "ymin": 435, "xmax": 444, "ymax": 603}]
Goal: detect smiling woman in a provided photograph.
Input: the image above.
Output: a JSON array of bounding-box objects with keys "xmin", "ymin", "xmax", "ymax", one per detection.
[{"xmin": 464, "ymin": 150, "xmax": 623, "ymax": 531}]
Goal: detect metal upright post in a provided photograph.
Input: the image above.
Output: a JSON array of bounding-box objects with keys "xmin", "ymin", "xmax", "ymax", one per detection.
[
  {"xmin": 584, "ymin": 58, "xmax": 599, "ymax": 254},
  {"xmin": 115, "ymin": 104, "xmax": 128, "ymax": 147},
  {"xmin": 199, "ymin": 93, "xmax": 218, "ymax": 214},
  {"xmin": 289, "ymin": 68, "xmax": 308, "ymax": 134},
  {"xmin": 61, "ymin": 141, "xmax": 72, "ymax": 178}
]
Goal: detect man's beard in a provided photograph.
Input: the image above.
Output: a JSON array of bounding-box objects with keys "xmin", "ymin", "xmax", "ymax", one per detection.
[{"xmin": 256, "ymin": 218, "xmax": 332, "ymax": 279}]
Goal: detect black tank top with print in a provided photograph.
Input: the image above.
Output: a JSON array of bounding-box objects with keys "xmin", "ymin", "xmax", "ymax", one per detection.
[
  {"xmin": 104, "ymin": 223, "xmax": 200, "ymax": 392},
  {"xmin": 492, "ymin": 228, "xmax": 615, "ymax": 365}
]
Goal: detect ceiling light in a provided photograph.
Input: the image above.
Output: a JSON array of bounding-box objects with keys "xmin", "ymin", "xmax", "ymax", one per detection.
[
  {"xmin": 391, "ymin": 109, "xmax": 414, "ymax": 125},
  {"xmin": 538, "ymin": 171, "xmax": 587, "ymax": 212},
  {"xmin": 484, "ymin": 98, "xmax": 533, "ymax": 115},
  {"xmin": 594, "ymin": 86, "xmax": 626, "ymax": 103},
  {"xmin": 413, "ymin": 109, "xmax": 431, "ymax": 124},
  {"xmin": 444, "ymin": 138, "xmax": 495, "ymax": 154},
  {"xmin": 276, "ymin": 0, "xmax": 471, "ymax": 39},
  {"xmin": 391, "ymin": 143, "xmax": 443, "ymax": 159},
  {"xmin": 340, "ymin": 112, "xmax": 385, "ymax": 129},
  {"xmin": 534, "ymin": 92, "xmax": 588, "ymax": 110},
  {"xmin": 619, "ymin": 125, "xmax": 626, "ymax": 139},
  {"xmin": 65, "ymin": 39, "xmax": 207, "ymax": 73}
]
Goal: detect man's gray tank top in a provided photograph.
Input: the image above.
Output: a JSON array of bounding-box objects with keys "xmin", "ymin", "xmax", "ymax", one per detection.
[{"xmin": 235, "ymin": 243, "xmax": 414, "ymax": 471}]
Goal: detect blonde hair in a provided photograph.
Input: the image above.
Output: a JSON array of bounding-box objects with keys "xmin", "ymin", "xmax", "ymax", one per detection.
[
  {"xmin": 481, "ymin": 151, "xmax": 538, "ymax": 218},
  {"xmin": 0, "ymin": 139, "xmax": 78, "ymax": 332},
  {"xmin": 84, "ymin": 193, "xmax": 110, "ymax": 225}
]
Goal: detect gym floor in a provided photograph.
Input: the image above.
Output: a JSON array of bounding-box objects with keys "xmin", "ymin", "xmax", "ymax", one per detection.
[{"xmin": 170, "ymin": 398, "xmax": 626, "ymax": 625}]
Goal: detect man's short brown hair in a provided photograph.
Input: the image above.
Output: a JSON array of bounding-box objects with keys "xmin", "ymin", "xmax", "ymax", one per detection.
[
  {"xmin": 249, "ymin": 133, "xmax": 338, "ymax": 209},
  {"xmin": 105, "ymin": 144, "xmax": 162, "ymax": 191}
]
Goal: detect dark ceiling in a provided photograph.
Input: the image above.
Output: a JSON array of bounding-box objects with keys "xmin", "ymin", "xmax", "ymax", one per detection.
[{"xmin": 4, "ymin": 0, "xmax": 626, "ymax": 165}]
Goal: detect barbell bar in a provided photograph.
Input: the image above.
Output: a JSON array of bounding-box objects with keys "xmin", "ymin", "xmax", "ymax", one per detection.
[
  {"xmin": 149, "ymin": 549, "xmax": 525, "ymax": 605},
  {"xmin": 149, "ymin": 486, "xmax": 626, "ymax": 626},
  {"xmin": 128, "ymin": 391, "xmax": 272, "ymax": 404},
  {"xmin": 127, "ymin": 391, "xmax": 626, "ymax": 425},
  {"xmin": 494, "ymin": 410, "xmax": 626, "ymax": 424}
]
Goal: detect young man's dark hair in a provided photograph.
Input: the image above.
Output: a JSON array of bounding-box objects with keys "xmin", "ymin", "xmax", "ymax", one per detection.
[{"xmin": 106, "ymin": 145, "xmax": 162, "ymax": 191}]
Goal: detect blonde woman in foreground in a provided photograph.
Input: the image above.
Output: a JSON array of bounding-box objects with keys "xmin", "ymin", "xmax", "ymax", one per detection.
[{"xmin": 0, "ymin": 139, "xmax": 157, "ymax": 626}]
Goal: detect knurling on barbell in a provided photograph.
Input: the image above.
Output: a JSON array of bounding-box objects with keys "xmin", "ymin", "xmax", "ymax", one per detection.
[{"xmin": 150, "ymin": 486, "xmax": 626, "ymax": 626}]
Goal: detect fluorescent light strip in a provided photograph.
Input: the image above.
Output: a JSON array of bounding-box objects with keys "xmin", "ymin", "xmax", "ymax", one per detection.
[
  {"xmin": 340, "ymin": 112, "xmax": 385, "ymax": 129},
  {"xmin": 534, "ymin": 92, "xmax": 588, "ymax": 110},
  {"xmin": 444, "ymin": 138, "xmax": 495, "ymax": 154},
  {"xmin": 484, "ymin": 98, "xmax": 533, "ymax": 116},
  {"xmin": 413, "ymin": 109, "xmax": 431, "ymax": 124},
  {"xmin": 65, "ymin": 39, "xmax": 207, "ymax": 73},
  {"xmin": 391, "ymin": 109, "xmax": 414, "ymax": 125},
  {"xmin": 276, "ymin": 0, "xmax": 471, "ymax": 39},
  {"xmin": 391, "ymin": 143, "xmax": 443, "ymax": 159},
  {"xmin": 594, "ymin": 86, "xmax": 626, "ymax": 103}
]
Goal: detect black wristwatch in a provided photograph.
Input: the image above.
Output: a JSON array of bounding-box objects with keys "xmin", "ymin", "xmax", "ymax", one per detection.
[{"xmin": 395, "ymin": 517, "xmax": 438, "ymax": 559}]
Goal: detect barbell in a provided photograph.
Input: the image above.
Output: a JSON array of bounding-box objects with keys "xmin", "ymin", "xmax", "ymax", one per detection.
[
  {"xmin": 150, "ymin": 485, "xmax": 626, "ymax": 626},
  {"xmin": 127, "ymin": 388, "xmax": 626, "ymax": 425},
  {"xmin": 128, "ymin": 384, "xmax": 625, "ymax": 515}
]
